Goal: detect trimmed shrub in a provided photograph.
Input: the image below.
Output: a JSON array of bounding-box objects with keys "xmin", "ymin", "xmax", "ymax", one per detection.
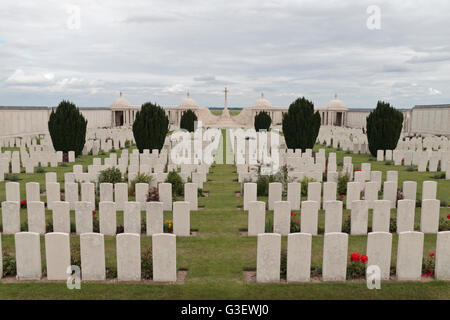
[
  {"xmin": 132, "ymin": 102, "xmax": 169, "ymax": 152},
  {"xmin": 180, "ymin": 109, "xmax": 198, "ymax": 132},
  {"xmin": 98, "ymin": 167, "xmax": 123, "ymax": 184},
  {"xmin": 282, "ymin": 97, "xmax": 321, "ymax": 151},
  {"xmin": 254, "ymin": 111, "xmax": 272, "ymax": 132},
  {"xmin": 366, "ymin": 101, "xmax": 403, "ymax": 157},
  {"xmin": 48, "ymin": 100, "xmax": 87, "ymax": 157}
]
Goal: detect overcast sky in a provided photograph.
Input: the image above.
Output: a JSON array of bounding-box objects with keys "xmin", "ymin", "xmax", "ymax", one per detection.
[{"xmin": 1, "ymin": 0, "xmax": 449, "ymax": 109}]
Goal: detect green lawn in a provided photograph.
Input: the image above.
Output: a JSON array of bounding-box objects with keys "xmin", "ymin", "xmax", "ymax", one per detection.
[{"xmin": 0, "ymin": 139, "xmax": 449, "ymax": 299}]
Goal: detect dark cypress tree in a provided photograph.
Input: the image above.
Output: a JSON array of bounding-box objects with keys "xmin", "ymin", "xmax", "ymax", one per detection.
[
  {"xmin": 282, "ymin": 97, "xmax": 321, "ymax": 151},
  {"xmin": 366, "ymin": 101, "xmax": 403, "ymax": 157},
  {"xmin": 180, "ymin": 109, "xmax": 198, "ymax": 132},
  {"xmin": 254, "ymin": 111, "xmax": 272, "ymax": 132},
  {"xmin": 132, "ymin": 102, "xmax": 169, "ymax": 152},
  {"xmin": 48, "ymin": 100, "xmax": 87, "ymax": 158}
]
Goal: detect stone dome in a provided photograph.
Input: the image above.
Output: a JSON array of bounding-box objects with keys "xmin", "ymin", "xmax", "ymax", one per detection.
[
  {"xmin": 252, "ymin": 92, "xmax": 272, "ymax": 109},
  {"xmin": 179, "ymin": 92, "xmax": 199, "ymax": 109},
  {"xmin": 326, "ymin": 94, "xmax": 348, "ymax": 111},
  {"xmin": 111, "ymin": 92, "xmax": 131, "ymax": 109}
]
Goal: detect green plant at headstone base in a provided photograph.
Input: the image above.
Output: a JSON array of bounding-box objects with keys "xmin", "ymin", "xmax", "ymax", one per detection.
[
  {"xmin": 141, "ymin": 246, "xmax": 153, "ymax": 279},
  {"xmin": 98, "ymin": 167, "xmax": 123, "ymax": 184},
  {"xmin": 35, "ymin": 166, "xmax": 45, "ymax": 173},
  {"xmin": 265, "ymin": 217, "xmax": 273, "ymax": 233},
  {"xmin": 300, "ymin": 176, "xmax": 316, "ymax": 197},
  {"xmin": 4, "ymin": 173, "xmax": 20, "ymax": 181},
  {"xmin": 280, "ymin": 249, "xmax": 287, "ymax": 279},
  {"xmin": 347, "ymin": 253, "xmax": 368, "ymax": 280},
  {"xmin": 180, "ymin": 109, "xmax": 198, "ymax": 132},
  {"xmin": 366, "ymin": 101, "xmax": 403, "ymax": 157},
  {"xmin": 165, "ymin": 170, "xmax": 184, "ymax": 196},
  {"xmin": 439, "ymin": 215, "xmax": 450, "ymax": 231},
  {"xmin": 282, "ymin": 97, "xmax": 321, "ymax": 151},
  {"xmin": 342, "ymin": 215, "xmax": 351, "ymax": 233},
  {"xmin": 389, "ymin": 217, "xmax": 397, "ymax": 233},
  {"xmin": 2, "ymin": 246, "xmax": 17, "ymax": 277},
  {"xmin": 106, "ymin": 266, "xmax": 117, "ymax": 279},
  {"xmin": 337, "ymin": 174, "xmax": 350, "ymax": 196},
  {"xmin": 132, "ymin": 102, "xmax": 169, "ymax": 152},
  {"xmin": 129, "ymin": 173, "xmax": 152, "ymax": 196},
  {"xmin": 48, "ymin": 100, "xmax": 87, "ymax": 157},
  {"xmin": 254, "ymin": 110, "xmax": 272, "ymax": 132}
]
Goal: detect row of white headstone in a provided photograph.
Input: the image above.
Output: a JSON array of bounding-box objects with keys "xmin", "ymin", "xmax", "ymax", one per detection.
[
  {"xmin": 244, "ymin": 178, "xmax": 438, "ymax": 211},
  {"xmin": 1, "ymin": 232, "xmax": 177, "ymax": 282},
  {"xmin": 1, "ymin": 200, "xmax": 193, "ymax": 236},
  {"xmin": 376, "ymin": 149, "xmax": 450, "ymax": 174},
  {"xmin": 4, "ymin": 180, "xmax": 199, "ymax": 211},
  {"xmin": 256, "ymin": 231, "xmax": 450, "ymax": 282},
  {"xmin": 245, "ymin": 198, "xmax": 441, "ymax": 236}
]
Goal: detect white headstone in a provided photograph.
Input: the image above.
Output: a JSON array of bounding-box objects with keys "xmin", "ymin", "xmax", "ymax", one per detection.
[
  {"xmin": 396, "ymin": 231, "xmax": 424, "ymax": 281},
  {"xmin": 397, "ymin": 199, "xmax": 416, "ymax": 233},
  {"xmin": 173, "ymin": 201, "xmax": 190, "ymax": 236},
  {"xmin": 322, "ymin": 232, "xmax": 348, "ymax": 281},
  {"xmin": 75, "ymin": 201, "xmax": 93, "ymax": 234},
  {"xmin": 350, "ymin": 200, "xmax": 368, "ymax": 235},
  {"xmin": 45, "ymin": 232, "xmax": 71, "ymax": 280},
  {"xmin": 158, "ymin": 183, "xmax": 173, "ymax": 211},
  {"xmin": 273, "ymin": 201, "xmax": 291, "ymax": 235},
  {"xmin": 99, "ymin": 201, "xmax": 116, "ymax": 236},
  {"xmin": 15, "ymin": 232, "xmax": 42, "ymax": 280},
  {"xmin": 435, "ymin": 231, "xmax": 450, "ymax": 280},
  {"xmin": 152, "ymin": 233, "xmax": 177, "ymax": 282},
  {"xmin": 1, "ymin": 201, "xmax": 20, "ymax": 234},
  {"xmin": 287, "ymin": 232, "xmax": 312, "ymax": 282},
  {"xmin": 367, "ymin": 232, "xmax": 392, "ymax": 280},
  {"xmin": 146, "ymin": 201, "xmax": 164, "ymax": 235},
  {"xmin": 116, "ymin": 233, "xmax": 141, "ymax": 281},
  {"xmin": 300, "ymin": 200, "xmax": 319, "ymax": 235},
  {"xmin": 80, "ymin": 233, "xmax": 106, "ymax": 280},
  {"xmin": 248, "ymin": 201, "xmax": 266, "ymax": 236},
  {"xmin": 256, "ymin": 233, "xmax": 281, "ymax": 283},
  {"xmin": 323, "ymin": 200, "xmax": 342, "ymax": 233},
  {"xmin": 124, "ymin": 201, "xmax": 141, "ymax": 234},
  {"xmin": 27, "ymin": 201, "xmax": 46, "ymax": 234},
  {"xmin": 268, "ymin": 182, "xmax": 282, "ymax": 211},
  {"xmin": 52, "ymin": 201, "xmax": 70, "ymax": 233},
  {"xmin": 420, "ymin": 199, "xmax": 440, "ymax": 233}
]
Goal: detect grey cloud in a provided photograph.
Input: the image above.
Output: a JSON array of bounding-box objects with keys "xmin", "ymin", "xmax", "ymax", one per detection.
[{"xmin": 0, "ymin": 0, "xmax": 449, "ymax": 109}]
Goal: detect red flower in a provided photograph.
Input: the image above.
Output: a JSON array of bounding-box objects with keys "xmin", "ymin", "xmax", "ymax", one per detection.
[
  {"xmin": 361, "ymin": 255, "xmax": 368, "ymax": 264},
  {"xmin": 340, "ymin": 194, "xmax": 345, "ymax": 198},
  {"xmin": 447, "ymin": 214, "xmax": 450, "ymax": 220},
  {"xmin": 20, "ymin": 200, "xmax": 27, "ymax": 205},
  {"xmin": 93, "ymin": 216, "xmax": 97, "ymax": 221},
  {"xmin": 355, "ymin": 169, "xmax": 361, "ymax": 172},
  {"xmin": 291, "ymin": 212, "xmax": 296, "ymax": 216},
  {"xmin": 92, "ymin": 210, "xmax": 96, "ymax": 215},
  {"xmin": 350, "ymin": 252, "xmax": 361, "ymax": 262},
  {"xmin": 429, "ymin": 252, "xmax": 435, "ymax": 258}
]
